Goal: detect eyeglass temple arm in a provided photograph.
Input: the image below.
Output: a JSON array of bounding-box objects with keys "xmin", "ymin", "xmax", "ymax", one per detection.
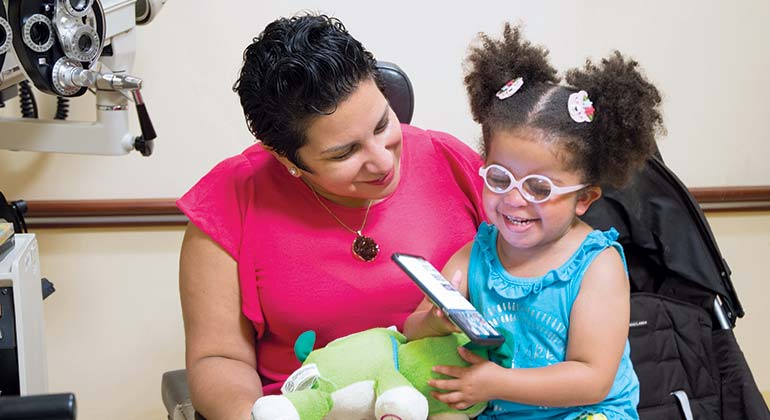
[{"xmin": 551, "ymin": 184, "xmax": 586, "ymax": 194}]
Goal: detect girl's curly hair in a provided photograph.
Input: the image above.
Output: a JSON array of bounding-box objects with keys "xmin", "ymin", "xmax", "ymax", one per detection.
[{"xmin": 465, "ymin": 23, "xmax": 664, "ymax": 188}]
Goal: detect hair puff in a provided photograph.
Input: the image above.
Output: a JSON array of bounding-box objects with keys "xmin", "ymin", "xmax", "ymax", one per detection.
[
  {"xmin": 565, "ymin": 52, "xmax": 664, "ymax": 188},
  {"xmin": 464, "ymin": 23, "xmax": 559, "ymax": 125}
]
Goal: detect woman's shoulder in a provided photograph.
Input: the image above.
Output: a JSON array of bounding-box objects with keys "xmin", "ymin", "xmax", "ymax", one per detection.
[
  {"xmin": 401, "ymin": 124, "xmax": 483, "ymax": 178},
  {"xmin": 177, "ymin": 143, "xmax": 273, "ymax": 239},
  {"xmin": 184, "ymin": 143, "xmax": 277, "ymax": 197},
  {"xmin": 210, "ymin": 143, "xmax": 271, "ymax": 177},
  {"xmin": 401, "ymin": 124, "xmax": 476, "ymax": 155}
]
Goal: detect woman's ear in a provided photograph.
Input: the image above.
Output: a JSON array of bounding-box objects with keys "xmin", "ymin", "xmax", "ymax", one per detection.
[
  {"xmin": 260, "ymin": 144, "xmax": 303, "ymax": 178},
  {"xmin": 575, "ymin": 186, "xmax": 602, "ymax": 216}
]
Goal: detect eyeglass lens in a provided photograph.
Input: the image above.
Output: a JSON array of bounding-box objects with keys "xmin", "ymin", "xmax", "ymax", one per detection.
[{"xmin": 485, "ymin": 166, "xmax": 553, "ymax": 201}]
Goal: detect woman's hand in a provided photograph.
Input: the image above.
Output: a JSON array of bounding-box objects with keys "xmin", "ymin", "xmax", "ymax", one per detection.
[{"xmin": 428, "ymin": 346, "xmax": 500, "ymax": 410}]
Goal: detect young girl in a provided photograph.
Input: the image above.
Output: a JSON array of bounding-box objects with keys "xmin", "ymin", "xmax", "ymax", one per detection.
[{"xmin": 404, "ymin": 24, "xmax": 663, "ymax": 420}]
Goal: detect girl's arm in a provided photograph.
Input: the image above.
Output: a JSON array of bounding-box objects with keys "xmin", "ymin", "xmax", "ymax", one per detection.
[
  {"xmin": 431, "ymin": 246, "xmax": 630, "ymax": 408},
  {"xmin": 403, "ymin": 241, "xmax": 473, "ymax": 340},
  {"xmin": 180, "ymin": 223, "xmax": 263, "ymax": 420}
]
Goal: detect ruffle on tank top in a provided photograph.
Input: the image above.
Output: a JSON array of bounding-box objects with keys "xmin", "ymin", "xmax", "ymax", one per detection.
[{"xmin": 477, "ymin": 222, "xmax": 620, "ymax": 300}]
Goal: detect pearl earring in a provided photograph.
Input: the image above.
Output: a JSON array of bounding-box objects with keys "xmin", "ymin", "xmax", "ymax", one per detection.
[{"xmin": 289, "ymin": 167, "xmax": 299, "ymax": 177}]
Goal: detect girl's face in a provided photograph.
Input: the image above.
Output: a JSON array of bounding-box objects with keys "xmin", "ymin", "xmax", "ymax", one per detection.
[
  {"xmin": 483, "ymin": 129, "xmax": 598, "ymax": 256},
  {"xmin": 295, "ymin": 78, "xmax": 403, "ymax": 207}
]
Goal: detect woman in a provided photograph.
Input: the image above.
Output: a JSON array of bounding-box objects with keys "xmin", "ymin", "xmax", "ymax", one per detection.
[{"xmin": 178, "ymin": 13, "xmax": 485, "ymax": 419}]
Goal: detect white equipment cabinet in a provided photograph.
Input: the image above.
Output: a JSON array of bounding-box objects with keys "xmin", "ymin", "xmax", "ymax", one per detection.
[{"xmin": 0, "ymin": 233, "xmax": 48, "ymax": 395}]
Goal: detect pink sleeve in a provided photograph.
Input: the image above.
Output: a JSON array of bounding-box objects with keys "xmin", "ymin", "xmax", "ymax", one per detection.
[
  {"xmin": 427, "ymin": 129, "xmax": 486, "ymax": 225},
  {"xmin": 176, "ymin": 155, "xmax": 254, "ymax": 260}
]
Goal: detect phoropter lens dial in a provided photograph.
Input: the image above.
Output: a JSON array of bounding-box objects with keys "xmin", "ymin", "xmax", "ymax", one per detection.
[
  {"xmin": 23, "ymin": 14, "xmax": 55, "ymax": 53},
  {"xmin": 51, "ymin": 56, "xmax": 97, "ymax": 96},
  {"xmin": 63, "ymin": 0, "xmax": 94, "ymax": 18},
  {"xmin": 54, "ymin": 0, "xmax": 102, "ymax": 63},
  {"xmin": 60, "ymin": 23, "xmax": 100, "ymax": 62},
  {"xmin": 0, "ymin": 16, "xmax": 12, "ymax": 55}
]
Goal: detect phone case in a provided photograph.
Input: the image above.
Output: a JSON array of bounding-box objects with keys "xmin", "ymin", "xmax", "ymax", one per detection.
[{"xmin": 392, "ymin": 253, "xmax": 505, "ymax": 347}]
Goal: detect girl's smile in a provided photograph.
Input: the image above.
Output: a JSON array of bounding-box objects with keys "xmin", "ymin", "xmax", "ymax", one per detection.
[{"xmin": 483, "ymin": 129, "xmax": 596, "ymax": 261}]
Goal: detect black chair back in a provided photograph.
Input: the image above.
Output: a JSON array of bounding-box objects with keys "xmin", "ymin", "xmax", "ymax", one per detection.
[{"xmin": 376, "ymin": 61, "xmax": 414, "ymax": 124}]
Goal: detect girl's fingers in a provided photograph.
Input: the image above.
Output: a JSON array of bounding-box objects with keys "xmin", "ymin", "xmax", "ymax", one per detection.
[
  {"xmin": 458, "ymin": 346, "xmax": 486, "ymax": 364},
  {"xmin": 433, "ymin": 307, "xmax": 460, "ymax": 333},
  {"xmin": 428, "ymin": 377, "xmax": 461, "ymax": 391},
  {"xmin": 430, "ymin": 390, "xmax": 469, "ymax": 409},
  {"xmin": 432, "ymin": 364, "xmax": 465, "ymax": 378},
  {"xmin": 451, "ymin": 401, "xmax": 471, "ymax": 410}
]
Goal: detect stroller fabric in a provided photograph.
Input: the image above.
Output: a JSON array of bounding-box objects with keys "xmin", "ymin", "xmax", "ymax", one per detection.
[{"xmin": 582, "ymin": 156, "xmax": 769, "ymax": 420}]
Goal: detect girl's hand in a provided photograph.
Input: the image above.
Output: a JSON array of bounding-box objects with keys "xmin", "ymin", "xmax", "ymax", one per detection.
[
  {"xmin": 428, "ymin": 346, "xmax": 499, "ymax": 410},
  {"xmin": 404, "ymin": 270, "xmax": 467, "ymax": 340},
  {"xmin": 424, "ymin": 304, "xmax": 459, "ymax": 335},
  {"xmin": 424, "ymin": 270, "xmax": 464, "ymax": 335}
]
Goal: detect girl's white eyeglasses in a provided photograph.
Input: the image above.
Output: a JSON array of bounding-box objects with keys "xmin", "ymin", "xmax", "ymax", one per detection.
[{"xmin": 478, "ymin": 164, "xmax": 585, "ymax": 203}]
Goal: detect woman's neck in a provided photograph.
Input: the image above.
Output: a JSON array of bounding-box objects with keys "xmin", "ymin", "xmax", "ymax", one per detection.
[{"xmin": 300, "ymin": 178, "xmax": 372, "ymax": 208}]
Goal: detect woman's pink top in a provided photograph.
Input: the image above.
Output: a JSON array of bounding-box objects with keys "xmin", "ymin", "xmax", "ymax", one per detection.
[{"xmin": 177, "ymin": 124, "xmax": 484, "ymax": 394}]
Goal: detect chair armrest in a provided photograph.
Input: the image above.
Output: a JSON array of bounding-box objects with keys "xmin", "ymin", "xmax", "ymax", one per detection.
[
  {"xmin": 0, "ymin": 393, "xmax": 76, "ymax": 420},
  {"xmin": 161, "ymin": 369, "xmax": 192, "ymax": 418}
]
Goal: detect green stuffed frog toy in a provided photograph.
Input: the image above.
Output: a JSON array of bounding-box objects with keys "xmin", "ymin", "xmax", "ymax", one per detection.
[{"xmin": 251, "ymin": 327, "xmax": 487, "ymax": 420}]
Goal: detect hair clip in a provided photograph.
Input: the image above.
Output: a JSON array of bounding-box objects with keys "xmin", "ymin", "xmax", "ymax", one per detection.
[
  {"xmin": 496, "ymin": 77, "xmax": 524, "ymax": 100},
  {"xmin": 567, "ymin": 90, "xmax": 595, "ymax": 123}
]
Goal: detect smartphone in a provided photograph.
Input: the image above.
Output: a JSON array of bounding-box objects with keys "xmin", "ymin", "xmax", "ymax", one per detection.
[{"xmin": 392, "ymin": 253, "xmax": 505, "ymax": 347}]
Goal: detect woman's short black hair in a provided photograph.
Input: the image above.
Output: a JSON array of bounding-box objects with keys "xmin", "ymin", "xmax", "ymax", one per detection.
[
  {"xmin": 465, "ymin": 23, "xmax": 664, "ymax": 189},
  {"xmin": 233, "ymin": 13, "xmax": 379, "ymax": 170}
]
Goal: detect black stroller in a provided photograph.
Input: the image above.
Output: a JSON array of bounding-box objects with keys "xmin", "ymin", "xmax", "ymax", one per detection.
[{"xmin": 581, "ymin": 153, "xmax": 770, "ymax": 420}]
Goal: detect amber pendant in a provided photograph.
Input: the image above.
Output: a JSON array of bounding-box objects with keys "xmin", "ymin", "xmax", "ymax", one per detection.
[{"xmin": 352, "ymin": 233, "xmax": 379, "ymax": 262}]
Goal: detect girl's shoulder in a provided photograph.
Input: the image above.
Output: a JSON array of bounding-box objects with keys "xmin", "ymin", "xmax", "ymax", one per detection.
[
  {"xmin": 447, "ymin": 239, "xmax": 475, "ymax": 267},
  {"xmin": 567, "ymin": 222, "xmax": 621, "ymax": 255},
  {"xmin": 578, "ymin": 228, "xmax": 628, "ymax": 293},
  {"xmin": 568, "ymin": 225, "xmax": 624, "ymax": 270},
  {"xmin": 443, "ymin": 239, "xmax": 475, "ymax": 278}
]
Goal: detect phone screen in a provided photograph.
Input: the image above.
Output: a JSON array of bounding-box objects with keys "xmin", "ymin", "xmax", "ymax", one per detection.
[
  {"xmin": 394, "ymin": 254, "xmax": 475, "ymax": 310},
  {"xmin": 393, "ymin": 253, "xmax": 505, "ymax": 347}
]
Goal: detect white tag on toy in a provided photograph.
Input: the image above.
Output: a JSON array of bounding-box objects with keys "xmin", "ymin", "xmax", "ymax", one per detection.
[{"xmin": 281, "ymin": 363, "xmax": 320, "ymax": 394}]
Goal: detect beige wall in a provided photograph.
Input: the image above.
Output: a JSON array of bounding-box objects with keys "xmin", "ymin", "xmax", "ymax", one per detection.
[
  {"xmin": 2, "ymin": 0, "xmax": 769, "ymax": 198},
  {"xmin": 709, "ymin": 213, "xmax": 770, "ymax": 392},
  {"xmin": 36, "ymin": 227, "xmax": 186, "ymax": 419},
  {"xmin": 1, "ymin": 0, "xmax": 768, "ymax": 419}
]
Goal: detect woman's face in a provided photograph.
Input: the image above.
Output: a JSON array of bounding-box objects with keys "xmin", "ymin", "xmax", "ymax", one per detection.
[{"xmin": 297, "ymin": 78, "xmax": 403, "ymax": 207}]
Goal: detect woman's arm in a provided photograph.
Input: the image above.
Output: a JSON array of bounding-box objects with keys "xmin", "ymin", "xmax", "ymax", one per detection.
[
  {"xmin": 179, "ymin": 223, "xmax": 262, "ymax": 420},
  {"xmin": 431, "ymin": 246, "xmax": 630, "ymax": 408},
  {"xmin": 403, "ymin": 242, "xmax": 472, "ymax": 340}
]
